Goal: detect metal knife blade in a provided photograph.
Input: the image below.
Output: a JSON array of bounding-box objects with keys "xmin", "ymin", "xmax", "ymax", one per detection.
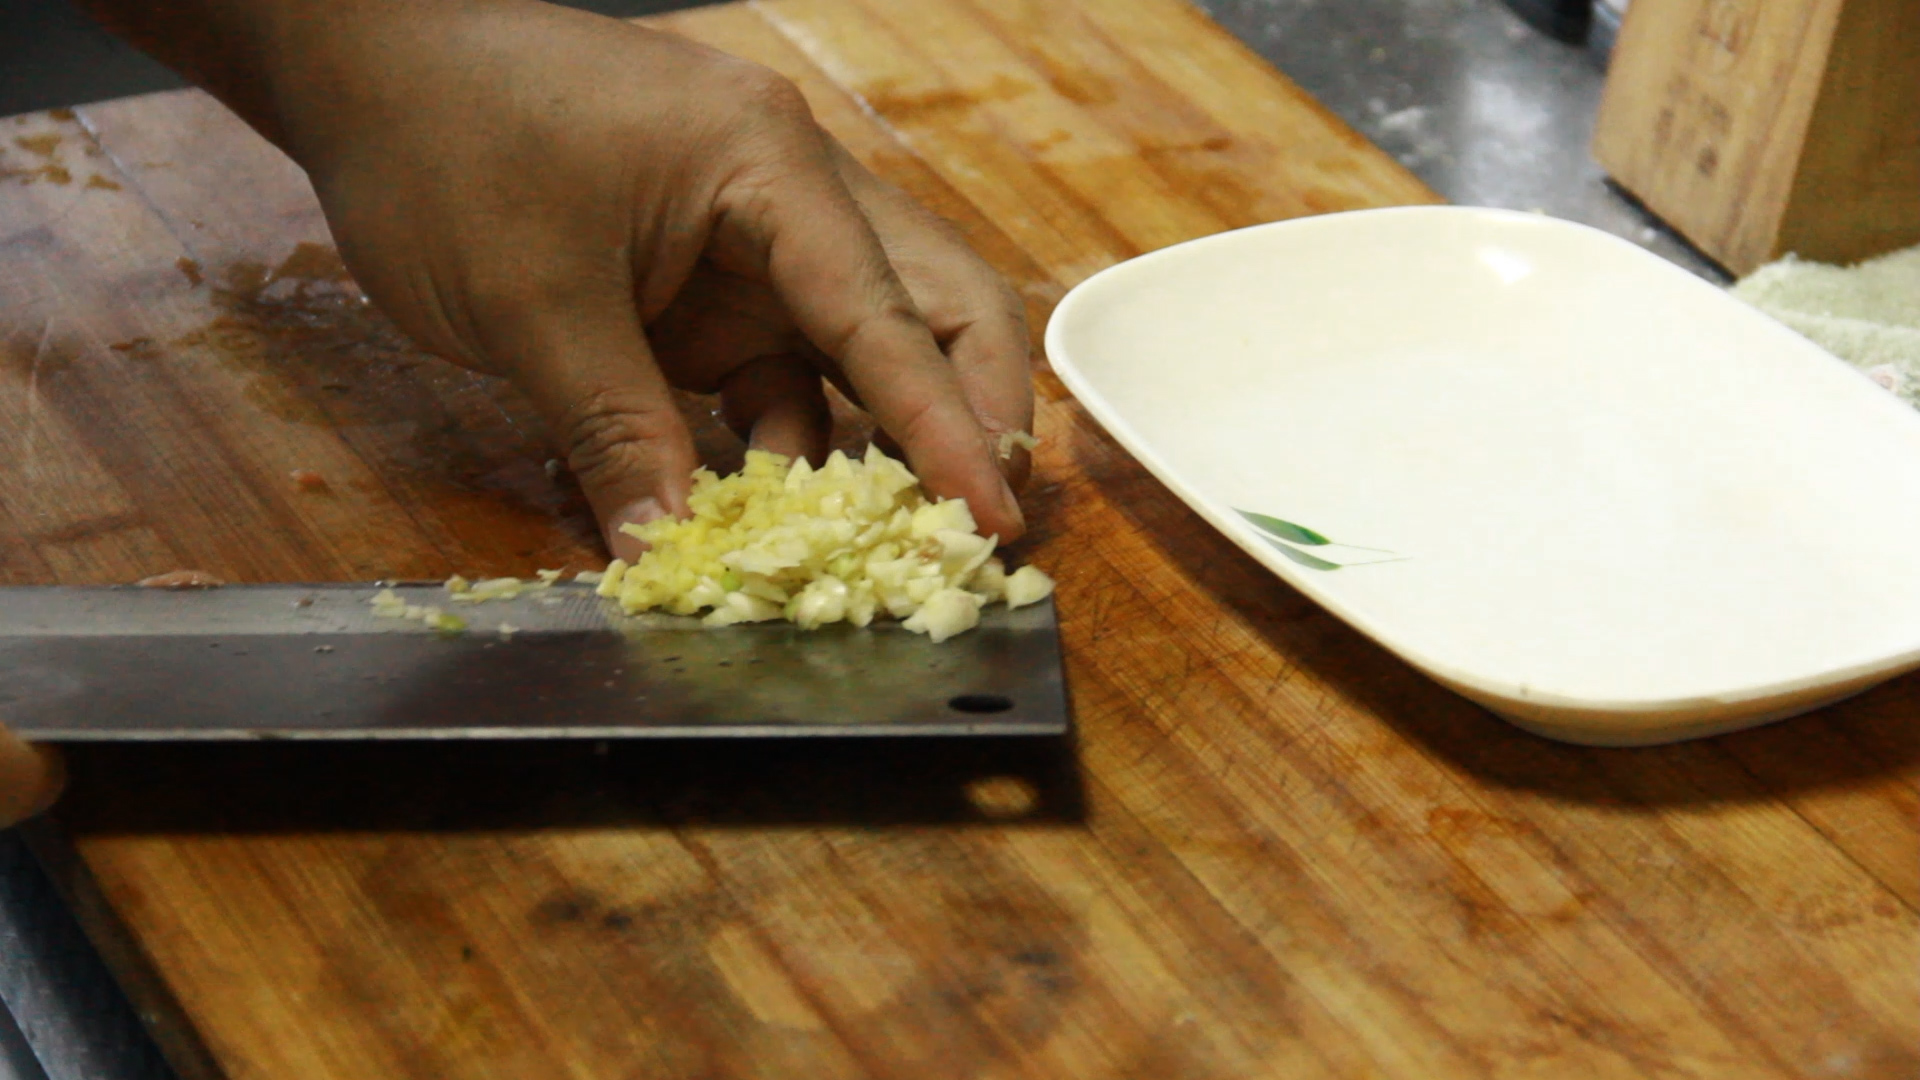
[{"xmin": 0, "ymin": 584, "xmax": 1068, "ymax": 740}]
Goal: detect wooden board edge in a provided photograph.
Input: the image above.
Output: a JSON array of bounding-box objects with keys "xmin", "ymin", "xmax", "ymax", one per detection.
[{"xmin": 20, "ymin": 819, "xmax": 231, "ymax": 1080}]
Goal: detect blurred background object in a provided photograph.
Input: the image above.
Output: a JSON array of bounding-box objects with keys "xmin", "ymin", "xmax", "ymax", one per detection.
[
  {"xmin": 1593, "ymin": 0, "xmax": 1920, "ymax": 275},
  {"xmin": 1195, "ymin": 0, "xmax": 1716, "ymax": 275},
  {"xmin": 1499, "ymin": 0, "xmax": 1591, "ymax": 43},
  {"xmin": 1590, "ymin": 0, "xmax": 1630, "ymax": 57}
]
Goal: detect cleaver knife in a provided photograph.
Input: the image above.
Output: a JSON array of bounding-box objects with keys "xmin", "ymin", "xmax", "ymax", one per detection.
[{"xmin": 0, "ymin": 584, "xmax": 1069, "ymax": 740}]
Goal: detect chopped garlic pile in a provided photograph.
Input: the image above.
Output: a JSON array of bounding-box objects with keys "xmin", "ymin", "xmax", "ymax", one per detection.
[
  {"xmin": 601, "ymin": 446, "xmax": 1052, "ymax": 642},
  {"xmin": 367, "ymin": 447, "xmax": 1052, "ymax": 643}
]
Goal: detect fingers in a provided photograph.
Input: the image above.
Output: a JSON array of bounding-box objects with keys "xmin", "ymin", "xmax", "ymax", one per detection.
[
  {"xmin": 946, "ymin": 317, "xmax": 1035, "ymax": 492},
  {"xmin": 505, "ymin": 289, "xmax": 700, "ymax": 563},
  {"xmin": 711, "ymin": 122, "xmax": 1025, "ymax": 542},
  {"xmin": 644, "ymin": 263, "xmax": 804, "ymax": 386},
  {"xmin": 719, "ymin": 355, "xmax": 833, "ymax": 464},
  {"xmin": 0, "ymin": 726, "xmax": 63, "ymax": 827},
  {"xmin": 641, "ymin": 265, "xmax": 833, "ymax": 466},
  {"xmin": 829, "ymin": 146, "xmax": 1036, "ymax": 491}
]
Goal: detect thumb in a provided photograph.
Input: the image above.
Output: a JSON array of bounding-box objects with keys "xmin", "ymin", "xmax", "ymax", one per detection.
[
  {"xmin": 506, "ymin": 299, "xmax": 699, "ymax": 562},
  {"xmin": 0, "ymin": 725, "xmax": 64, "ymax": 827}
]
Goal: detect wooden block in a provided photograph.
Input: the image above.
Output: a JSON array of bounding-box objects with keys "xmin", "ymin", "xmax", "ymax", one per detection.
[{"xmin": 1593, "ymin": 0, "xmax": 1920, "ymax": 275}]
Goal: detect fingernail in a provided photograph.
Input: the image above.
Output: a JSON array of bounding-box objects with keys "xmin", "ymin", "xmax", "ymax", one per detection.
[
  {"xmin": 605, "ymin": 497, "xmax": 666, "ymax": 562},
  {"xmin": 997, "ymin": 475, "xmax": 1026, "ymax": 534}
]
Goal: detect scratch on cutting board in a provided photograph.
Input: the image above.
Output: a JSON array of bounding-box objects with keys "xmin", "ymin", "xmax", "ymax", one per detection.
[{"xmin": 20, "ymin": 318, "xmax": 51, "ymax": 484}]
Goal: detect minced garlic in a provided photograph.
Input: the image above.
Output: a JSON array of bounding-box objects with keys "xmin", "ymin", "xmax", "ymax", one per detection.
[
  {"xmin": 606, "ymin": 446, "xmax": 1051, "ymax": 642},
  {"xmin": 372, "ymin": 447, "xmax": 1054, "ymax": 644},
  {"xmin": 996, "ymin": 430, "xmax": 1040, "ymax": 460}
]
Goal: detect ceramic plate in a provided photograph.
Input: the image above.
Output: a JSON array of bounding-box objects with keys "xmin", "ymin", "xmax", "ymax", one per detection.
[{"xmin": 1045, "ymin": 207, "xmax": 1920, "ymax": 745}]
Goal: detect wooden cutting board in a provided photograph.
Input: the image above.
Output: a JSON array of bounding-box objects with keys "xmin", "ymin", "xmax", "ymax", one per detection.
[{"xmin": 3, "ymin": 1, "xmax": 1916, "ymax": 1077}]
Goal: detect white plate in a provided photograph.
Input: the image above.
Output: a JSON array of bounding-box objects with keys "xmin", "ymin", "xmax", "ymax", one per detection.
[{"xmin": 1045, "ymin": 206, "xmax": 1920, "ymax": 745}]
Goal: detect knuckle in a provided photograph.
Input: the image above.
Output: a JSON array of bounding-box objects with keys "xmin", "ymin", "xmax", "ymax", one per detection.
[
  {"xmin": 555, "ymin": 387, "xmax": 685, "ymax": 485},
  {"xmin": 724, "ymin": 63, "xmax": 812, "ymax": 122},
  {"xmin": 884, "ymin": 392, "xmax": 948, "ymax": 457},
  {"xmin": 830, "ymin": 300, "xmax": 926, "ymax": 365},
  {"xmin": 994, "ymin": 277, "xmax": 1030, "ymax": 326},
  {"xmin": 707, "ymin": 65, "xmax": 823, "ymax": 189},
  {"xmin": 953, "ymin": 277, "xmax": 1031, "ymax": 348}
]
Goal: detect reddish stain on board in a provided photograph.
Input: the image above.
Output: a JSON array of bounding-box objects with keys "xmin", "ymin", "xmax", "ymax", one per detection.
[{"xmin": 289, "ymin": 469, "xmax": 331, "ymax": 494}]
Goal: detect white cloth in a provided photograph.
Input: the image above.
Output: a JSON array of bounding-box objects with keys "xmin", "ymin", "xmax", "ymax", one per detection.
[{"xmin": 1733, "ymin": 244, "xmax": 1920, "ymax": 407}]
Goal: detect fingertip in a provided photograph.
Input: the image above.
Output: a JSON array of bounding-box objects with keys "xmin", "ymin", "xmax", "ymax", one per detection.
[
  {"xmin": 720, "ymin": 355, "xmax": 832, "ymax": 467},
  {"xmin": 985, "ymin": 472, "xmax": 1026, "ymax": 542},
  {"xmin": 746, "ymin": 419, "xmax": 830, "ymax": 468},
  {"xmin": 998, "ymin": 443, "xmax": 1033, "ymax": 495},
  {"xmin": 26, "ymin": 745, "xmax": 65, "ymax": 819},
  {"xmin": 604, "ymin": 497, "xmax": 668, "ymax": 562},
  {"xmin": 1, "ymin": 735, "xmax": 63, "ymax": 825},
  {"xmin": 547, "ymin": 385, "xmax": 697, "ymax": 562},
  {"xmin": 920, "ymin": 455, "xmax": 1025, "ymax": 543}
]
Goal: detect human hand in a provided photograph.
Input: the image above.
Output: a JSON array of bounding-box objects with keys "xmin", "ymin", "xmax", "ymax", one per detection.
[
  {"xmin": 0, "ymin": 725, "xmax": 62, "ymax": 828},
  {"xmin": 233, "ymin": 0, "xmax": 1032, "ymax": 558}
]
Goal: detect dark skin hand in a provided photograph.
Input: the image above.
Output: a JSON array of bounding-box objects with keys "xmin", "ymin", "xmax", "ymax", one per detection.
[
  {"xmin": 4, "ymin": 0, "xmax": 1037, "ymax": 820},
  {"xmin": 78, "ymin": 0, "xmax": 1034, "ymax": 552},
  {"xmin": 0, "ymin": 728, "xmax": 61, "ymax": 828}
]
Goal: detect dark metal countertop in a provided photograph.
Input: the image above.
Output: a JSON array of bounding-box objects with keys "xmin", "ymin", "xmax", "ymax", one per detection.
[
  {"xmin": 1193, "ymin": 0, "xmax": 1718, "ymax": 281},
  {"xmin": 0, "ymin": 0, "xmax": 1712, "ymax": 1075}
]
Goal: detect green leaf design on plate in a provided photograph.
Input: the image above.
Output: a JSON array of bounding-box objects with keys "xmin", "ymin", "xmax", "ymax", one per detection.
[
  {"xmin": 1238, "ymin": 510, "xmax": 1331, "ymax": 546},
  {"xmin": 1261, "ymin": 537, "xmax": 1342, "ymax": 572},
  {"xmin": 1235, "ymin": 507, "xmax": 1403, "ymax": 571}
]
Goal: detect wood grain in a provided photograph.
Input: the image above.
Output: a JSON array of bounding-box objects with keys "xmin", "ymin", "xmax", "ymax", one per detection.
[
  {"xmin": 1, "ymin": 1, "xmax": 1915, "ymax": 1077},
  {"xmin": 1593, "ymin": 0, "xmax": 1920, "ymax": 274}
]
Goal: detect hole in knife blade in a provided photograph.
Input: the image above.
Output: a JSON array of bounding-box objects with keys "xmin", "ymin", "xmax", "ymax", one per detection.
[{"xmin": 947, "ymin": 694, "xmax": 1014, "ymax": 714}]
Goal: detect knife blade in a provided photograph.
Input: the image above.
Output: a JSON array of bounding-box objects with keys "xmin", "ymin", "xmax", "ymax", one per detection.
[{"xmin": 0, "ymin": 584, "xmax": 1068, "ymax": 740}]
